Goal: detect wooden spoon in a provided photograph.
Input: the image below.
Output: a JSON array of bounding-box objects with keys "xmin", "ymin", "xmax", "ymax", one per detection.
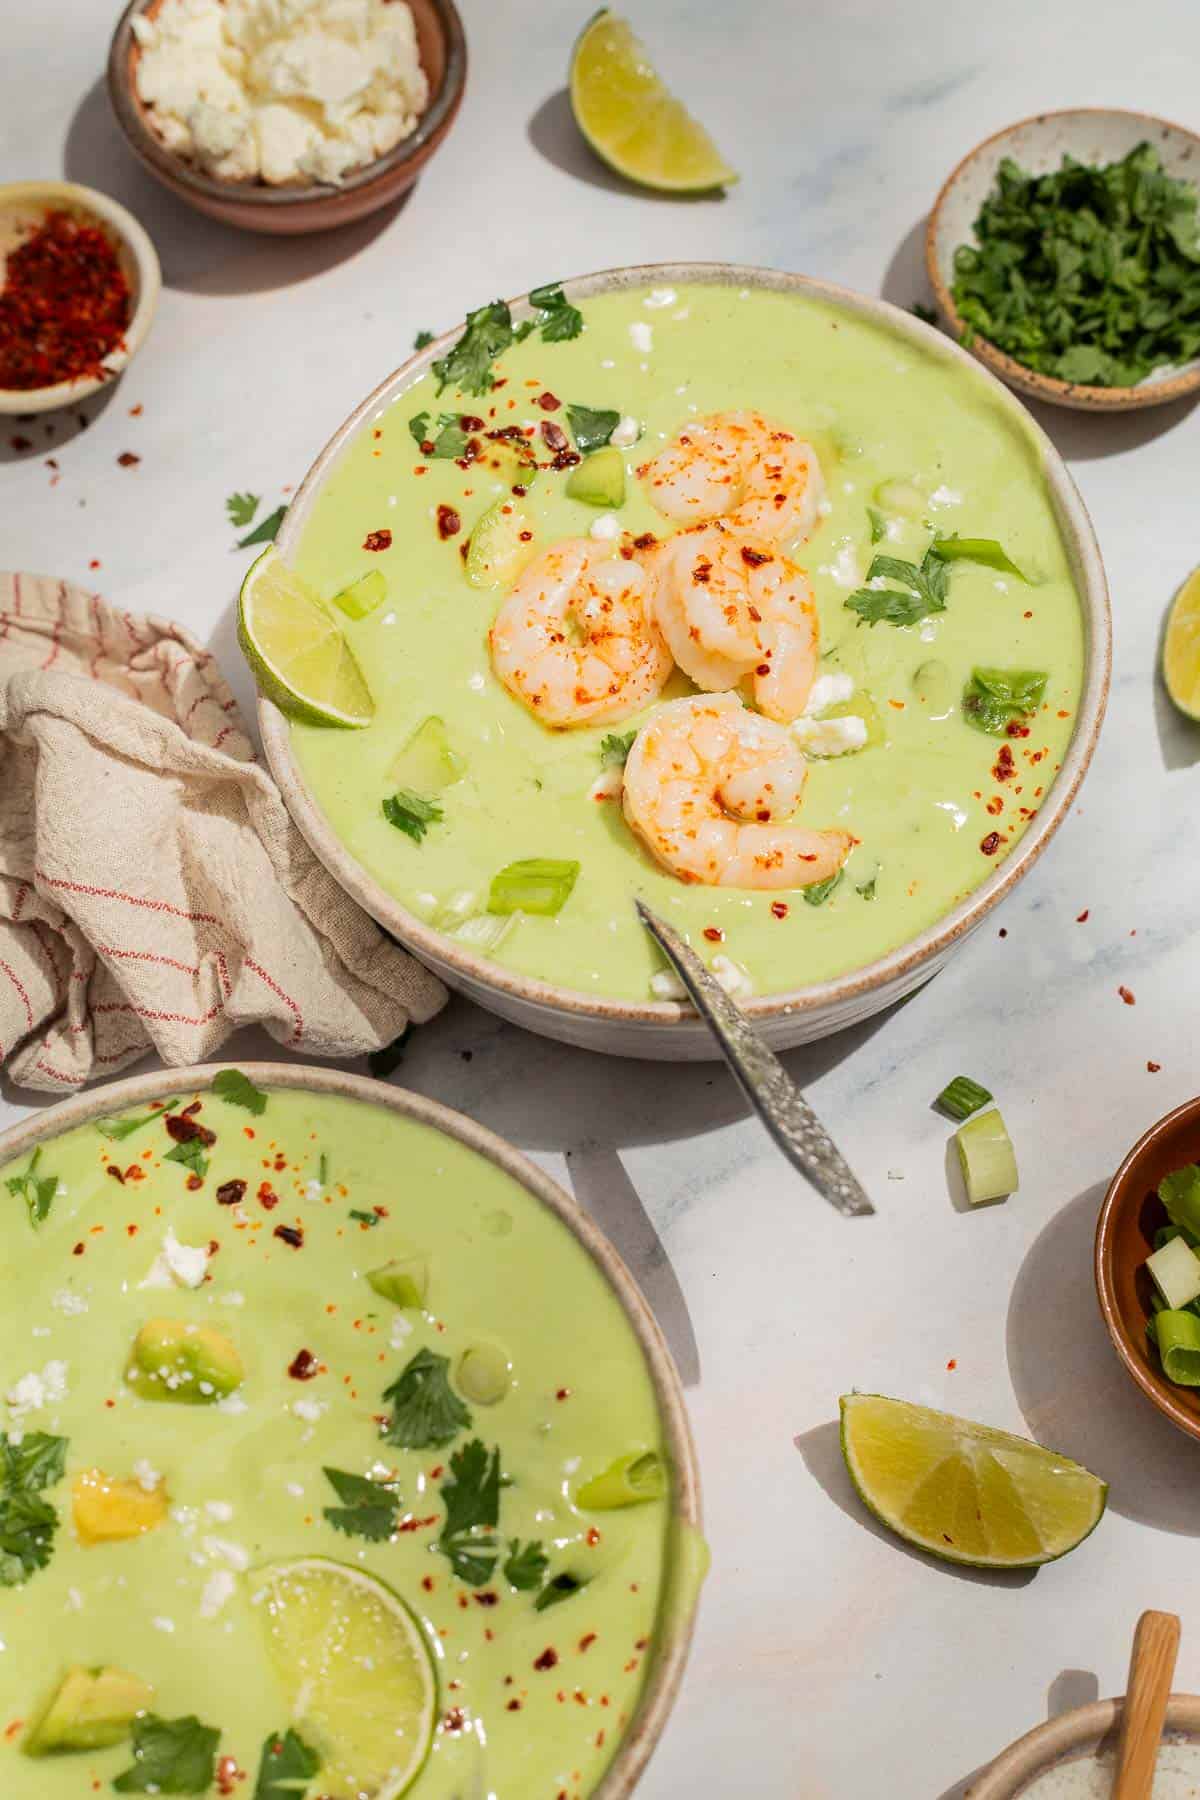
[{"xmin": 1112, "ymin": 1610, "xmax": 1181, "ymax": 1798}]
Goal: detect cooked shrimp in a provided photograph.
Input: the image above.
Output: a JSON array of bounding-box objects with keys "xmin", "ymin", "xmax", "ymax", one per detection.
[
  {"xmin": 639, "ymin": 410, "xmax": 826, "ymax": 544},
  {"xmin": 646, "ymin": 522, "xmax": 818, "ymax": 723},
  {"xmin": 489, "ymin": 538, "xmax": 672, "ymax": 727},
  {"xmin": 622, "ymin": 694, "xmax": 853, "ymax": 889}
]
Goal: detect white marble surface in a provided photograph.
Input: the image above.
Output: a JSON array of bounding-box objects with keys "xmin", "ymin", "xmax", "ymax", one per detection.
[{"xmin": 4, "ymin": 2, "xmax": 1200, "ymax": 1794}]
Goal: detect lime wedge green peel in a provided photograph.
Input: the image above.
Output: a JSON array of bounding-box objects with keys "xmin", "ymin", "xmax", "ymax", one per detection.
[
  {"xmin": 238, "ymin": 546, "xmax": 374, "ymax": 728},
  {"xmin": 569, "ymin": 11, "xmax": 738, "ymax": 194},
  {"xmin": 251, "ymin": 1557, "xmax": 436, "ymax": 1799},
  {"xmin": 839, "ymin": 1394, "xmax": 1107, "ymax": 1569},
  {"xmin": 1163, "ymin": 566, "xmax": 1200, "ymax": 722}
]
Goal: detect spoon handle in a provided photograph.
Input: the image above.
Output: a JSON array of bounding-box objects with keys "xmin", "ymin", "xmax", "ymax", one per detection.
[{"xmin": 1113, "ymin": 1610, "xmax": 1181, "ymax": 1799}]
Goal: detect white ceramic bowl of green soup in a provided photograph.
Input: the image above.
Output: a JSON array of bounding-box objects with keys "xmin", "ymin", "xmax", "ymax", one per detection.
[
  {"xmin": 0, "ymin": 1062, "xmax": 704, "ymax": 1799},
  {"xmin": 259, "ymin": 263, "xmax": 1110, "ymax": 1060}
]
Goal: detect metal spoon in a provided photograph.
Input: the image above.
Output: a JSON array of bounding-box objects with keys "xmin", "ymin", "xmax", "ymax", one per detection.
[{"xmin": 636, "ymin": 900, "xmax": 874, "ymax": 1217}]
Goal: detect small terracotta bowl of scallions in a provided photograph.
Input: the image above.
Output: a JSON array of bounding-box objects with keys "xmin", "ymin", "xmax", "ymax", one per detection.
[
  {"xmin": 926, "ymin": 108, "xmax": 1200, "ymax": 413},
  {"xmin": 1095, "ymin": 1097, "xmax": 1200, "ymax": 1444}
]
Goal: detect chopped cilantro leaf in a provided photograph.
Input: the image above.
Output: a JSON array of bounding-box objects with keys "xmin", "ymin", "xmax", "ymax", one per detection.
[
  {"xmin": 846, "ymin": 544, "xmax": 949, "ymax": 628},
  {"xmin": 856, "ymin": 874, "xmax": 878, "ymax": 901},
  {"xmin": 382, "ymin": 789, "xmax": 444, "ymax": 843},
  {"xmin": 503, "ymin": 1537, "xmax": 549, "ymax": 1591},
  {"xmin": 866, "ymin": 505, "xmax": 886, "ymax": 545},
  {"xmin": 211, "ymin": 1069, "xmax": 268, "ymax": 1115},
  {"xmin": 529, "ymin": 282, "xmax": 584, "ymax": 342},
  {"xmin": 382, "ymin": 1347, "xmax": 472, "ymax": 1450},
  {"xmin": 321, "ymin": 1466, "xmax": 401, "ymax": 1541},
  {"xmin": 164, "ymin": 1137, "xmax": 209, "ymax": 1180},
  {"xmin": 349, "ymin": 1208, "xmax": 380, "ymax": 1228},
  {"xmin": 226, "ymin": 491, "xmax": 259, "ymax": 529},
  {"xmin": 432, "ymin": 299, "xmax": 516, "ymax": 397},
  {"xmin": 253, "ymin": 1728, "xmax": 320, "ymax": 1800},
  {"xmin": 238, "ymin": 504, "xmax": 286, "ymax": 550},
  {"xmin": 113, "ymin": 1714, "xmax": 220, "ymax": 1794},
  {"xmin": 413, "ymin": 329, "xmax": 434, "ymax": 351},
  {"xmin": 368, "ymin": 1025, "xmax": 411, "ymax": 1079},
  {"xmin": 438, "ymin": 1438, "xmax": 501, "ymax": 1586},
  {"xmin": 802, "ymin": 871, "xmax": 844, "ymax": 907},
  {"xmin": 600, "ymin": 730, "xmax": 636, "ymax": 767},
  {"xmin": 0, "ymin": 1432, "xmax": 67, "ymax": 1588},
  {"xmin": 933, "ymin": 532, "xmax": 1028, "ymax": 581},
  {"xmin": 3, "ymin": 1431, "xmax": 67, "ymax": 1493},
  {"xmin": 566, "ymin": 403, "xmax": 619, "ymax": 453},
  {"xmin": 317, "ymin": 1151, "xmax": 329, "ymax": 1186},
  {"xmin": 96, "ymin": 1100, "xmax": 180, "ymax": 1141},
  {"xmin": 407, "ymin": 410, "xmax": 470, "ymax": 459},
  {"xmin": 962, "ymin": 667, "xmax": 1048, "ymax": 735},
  {"xmin": 6, "ymin": 1147, "xmax": 59, "ymax": 1228},
  {"xmin": 534, "ymin": 1570, "xmax": 589, "ymax": 1612}
]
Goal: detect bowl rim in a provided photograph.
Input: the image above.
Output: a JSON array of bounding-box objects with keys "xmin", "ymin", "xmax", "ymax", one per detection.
[
  {"xmin": 0, "ymin": 178, "xmax": 161, "ymax": 413},
  {"xmin": 258, "ymin": 258, "xmax": 1112, "ymax": 1032},
  {"xmin": 926, "ymin": 106, "xmax": 1200, "ymax": 411},
  {"xmin": 0, "ymin": 1059, "xmax": 702, "ymax": 1797},
  {"xmin": 107, "ymin": 0, "xmax": 467, "ymax": 210},
  {"xmin": 1094, "ymin": 1092, "xmax": 1200, "ymax": 1445},
  {"xmin": 967, "ymin": 1694, "xmax": 1200, "ymax": 1797}
]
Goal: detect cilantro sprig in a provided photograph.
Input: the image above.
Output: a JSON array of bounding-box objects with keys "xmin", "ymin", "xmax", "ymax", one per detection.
[
  {"xmin": 253, "ymin": 1729, "xmax": 320, "ymax": 1800},
  {"xmin": 503, "ymin": 1537, "xmax": 549, "ymax": 1591},
  {"xmin": 382, "ymin": 789, "xmax": 444, "ymax": 844},
  {"xmin": 408, "ymin": 411, "xmax": 471, "ymax": 459},
  {"xmin": 432, "ymin": 283, "xmax": 585, "ymax": 396},
  {"xmin": 952, "ymin": 143, "xmax": 1200, "ymax": 388},
  {"xmin": 225, "ymin": 491, "xmax": 259, "ymax": 528},
  {"xmin": 567, "ymin": 404, "xmax": 618, "ymax": 453},
  {"xmin": 5, "ymin": 1147, "xmax": 58, "ymax": 1228},
  {"xmin": 212, "ymin": 1069, "xmax": 268, "ymax": 1115},
  {"xmin": 382, "ymin": 1348, "xmax": 471, "ymax": 1450},
  {"xmin": 238, "ymin": 504, "xmax": 287, "ymax": 550},
  {"xmin": 322, "ymin": 1467, "xmax": 402, "ymax": 1541},
  {"xmin": 113, "ymin": 1714, "xmax": 220, "ymax": 1794},
  {"xmin": 96, "ymin": 1099, "xmax": 180, "ymax": 1141},
  {"xmin": 600, "ymin": 730, "xmax": 636, "ymax": 767},
  {"xmin": 437, "ymin": 1438, "xmax": 500, "ymax": 1585},
  {"xmin": 961, "ymin": 667, "xmax": 1048, "ymax": 735},
  {"xmin": 846, "ymin": 533, "xmax": 1028, "ymax": 627},
  {"xmin": 0, "ymin": 1431, "xmax": 67, "ymax": 1588},
  {"xmin": 164, "ymin": 1137, "xmax": 209, "ymax": 1180}
]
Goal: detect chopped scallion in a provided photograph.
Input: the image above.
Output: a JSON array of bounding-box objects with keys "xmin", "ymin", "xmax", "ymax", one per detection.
[
  {"xmin": 487, "ymin": 858, "xmax": 580, "ymax": 917},
  {"xmin": 1154, "ymin": 1310, "xmax": 1200, "ymax": 1386},
  {"xmin": 935, "ymin": 1075, "xmax": 993, "ymax": 1121},
  {"xmin": 954, "ymin": 1106, "xmax": 1018, "ymax": 1204}
]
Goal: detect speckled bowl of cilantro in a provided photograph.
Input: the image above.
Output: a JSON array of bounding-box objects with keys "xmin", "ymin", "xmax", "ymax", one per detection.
[{"xmin": 927, "ymin": 109, "xmax": 1200, "ymax": 412}]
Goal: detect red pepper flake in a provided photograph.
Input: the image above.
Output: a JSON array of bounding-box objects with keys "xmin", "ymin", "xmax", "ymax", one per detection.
[
  {"xmin": 740, "ymin": 545, "xmax": 772, "ymax": 567},
  {"xmin": 540, "ymin": 419, "xmax": 569, "ymax": 452},
  {"xmin": 1118, "ymin": 986, "xmax": 1136, "ymax": 1006},
  {"xmin": 536, "ymin": 391, "xmax": 561, "ymax": 411},
  {"xmin": 585, "ymin": 1526, "xmax": 601, "ymax": 1547},
  {"xmin": 257, "ymin": 1183, "xmax": 279, "ymax": 1210},
  {"xmin": 1148, "ymin": 1061, "xmax": 1162, "ymax": 1072},
  {"xmin": 117, "ymin": 450, "xmax": 140, "ymax": 467},
  {"xmin": 166, "ymin": 1112, "xmax": 216, "ymax": 1148},
  {"xmin": 274, "ymin": 1224, "xmax": 304, "ymax": 1247},
  {"xmin": 215, "ymin": 1755, "xmax": 242, "ymax": 1796},
  {"xmin": 986, "ymin": 796, "xmax": 1003, "ymax": 816},
  {"xmin": 946, "ymin": 1358, "xmax": 957, "ymax": 1371},
  {"xmin": 702, "ymin": 926, "xmax": 723, "ymax": 943},
  {"xmin": 3, "ymin": 1720, "xmax": 24, "ymax": 1742},
  {"xmin": 979, "ymin": 831, "xmax": 1002, "ymax": 856},
  {"xmin": 992, "ymin": 744, "xmax": 1016, "ymax": 783},
  {"xmin": 555, "ymin": 1387, "xmax": 570, "ymax": 1401},
  {"xmin": 10, "ymin": 434, "xmax": 32, "ymax": 451},
  {"xmin": 1006, "ymin": 719, "xmax": 1031, "ymax": 738},
  {"xmin": 73, "ymin": 1242, "xmax": 85, "ymax": 1256},
  {"xmin": 106, "ymin": 1163, "xmax": 125, "ymax": 1183},
  {"xmin": 579, "ymin": 1633, "xmax": 597, "ymax": 1653},
  {"xmin": 632, "ymin": 532, "xmax": 658, "ymax": 551},
  {"xmin": 507, "ymin": 1698, "xmax": 522, "ymax": 1711},
  {"xmin": 1076, "ymin": 909, "xmax": 1089, "ymax": 923},
  {"xmin": 0, "ymin": 210, "xmax": 131, "ymax": 390},
  {"xmin": 125, "ymin": 1164, "xmax": 145, "ymax": 1182},
  {"xmin": 442, "ymin": 1709, "xmax": 468, "ymax": 1734},
  {"xmin": 770, "ymin": 900, "xmax": 789, "ymax": 920},
  {"xmin": 186, "ymin": 1174, "xmax": 203, "ymax": 1192},
  {"xmin": 436, "ymin": 504, "xmax": 461, "ymax": 540},
  {"xmin": 288, "ymin": 1348, "xmax": 319, "ymax": 1381},
  {"xmin": 126, "ymin": 1223, "xmax": 138, "ymax": 1237},
  {"xmin": 474, "ymin": 1590, "xmax": 499, "ymax": 1607},
  {"xmin": 534, "ymin": 1648, "xmax": 559, "ymax": 1671},
  {"xmin": 216, "ymin": 1179, "xmax": 246, "ymax": 1207},
  {"xmin": 363, "ymin": 528, "xmax": 392, "ymax": 552},
  {"xmin": 421, "ymin": 1575, "xmax": 435, "ymax": 1592}
]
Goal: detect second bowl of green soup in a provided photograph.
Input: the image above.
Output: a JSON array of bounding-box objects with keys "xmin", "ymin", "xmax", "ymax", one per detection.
[{"xmin": 258, "ymin": 263, "xmax": 1110, "ymax": 1058}]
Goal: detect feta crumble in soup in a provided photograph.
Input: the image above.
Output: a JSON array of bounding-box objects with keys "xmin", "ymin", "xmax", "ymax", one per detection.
[
  {"xmin": 284, "ymin": 280, "xmax": 1086, "ymax": 1002},
  {"xmin": 0, "ymin": 1075, "xmax": 689, "ymax": 1798}
]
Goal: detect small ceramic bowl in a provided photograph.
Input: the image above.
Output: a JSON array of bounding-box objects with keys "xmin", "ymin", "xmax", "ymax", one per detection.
[
  {"xmin": 0, "ymin": 1061, "xmax": 704, "ymax": 1796},
  {"xmin": 107, "ymin": 0, "xmax": 466, "ymax": 236},
  {"xmin": 927, "ymin": 108, "xmax": 1200, "ymax": 413},
  {"xmin": 0, "ymin": 180, "xmax": 160, "ymax": 416},
  {"xmin": 967, "ymin": 1695, "xmax": 1200, "ymax": 1797},
  {"xmin": 1095, "ymin": 1095, "xmax": 1200, "ymax": 1444}
]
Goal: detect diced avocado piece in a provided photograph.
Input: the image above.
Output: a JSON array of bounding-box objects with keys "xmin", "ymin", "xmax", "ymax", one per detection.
[
  {"xmin": 72, "ymin": 1469, "xmax": 169, "ymax": 1545},
  {"xmin": 576, "ymin": 1451, "xmax": 667, "ymax": 1510},
  {"xmin": 129, "ymin": 1318, "xmax": 243, "ymax": 1404},
  {"xmin": 366, "ymin": 1255, "xmax": 429, "ymax": 1310},
  {"xmin": 332, "ymin": 570, "xmax": 387, "ymax": 620},
  {"xmin": 456, "ymin": 1342, "xmax": 511, "ymax": 1405},
  {"xmin": 872, "ymin": 476, "xmax": 927, "ymax": 519},
  {"xmin": 911, "ymin": 658, "xmax": 955, "ymax": 718},
  {"xmin": 389, "ymin": 716, "xmax": 465, "ymax": 795},
  {"xmin": 819, "ymin": 689, "xmax": 885, "ymax": 750},
  {"xmin": 566, "ymin": 446, "xmax": 625, "ymax": 508},
  {"xmin": 465, "ymin": 501, "xmax": 535, "ymax": 590},
  {"xmin": 24, "ymin": 1666, "xmax": 153, "ymax": 1755}
]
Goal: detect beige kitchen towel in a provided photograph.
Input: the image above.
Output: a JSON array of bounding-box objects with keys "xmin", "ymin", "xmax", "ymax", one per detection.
[{"xmin": 0, "ymin": 572, "xmax": 446, "ymax": 1092}]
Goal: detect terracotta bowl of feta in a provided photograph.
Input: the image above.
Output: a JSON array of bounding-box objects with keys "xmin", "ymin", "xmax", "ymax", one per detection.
[{"xmin": 107, "ymin": 0, "xmax": 466, "ymax": 235}]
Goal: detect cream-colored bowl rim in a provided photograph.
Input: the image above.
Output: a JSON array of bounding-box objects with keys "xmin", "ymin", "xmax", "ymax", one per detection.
[
  {"xmin": 0, "ymin": 180, "xmax": 161, "ymax": 414},
  {"xmin": 0, "ymin": 1061, "xmax": 702, "ymax": 1797},
  {"xmin": 259, "ymin": 261, "xmax": 1112, "ymax": 1031},
  {"xmin": 968, "ymin": 1695, "xmax": 1200, "ymax": 1797}
]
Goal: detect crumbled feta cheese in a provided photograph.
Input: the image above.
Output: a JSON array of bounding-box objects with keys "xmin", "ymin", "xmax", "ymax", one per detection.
[
  {"xmin": 199, "ymin": 1569, "xmax": 236, "ymax": 1620},
  {"xmin": 220, "ymin": 1291, "xmax": 246, "ymax": 1307},
  {"xmin": 170, "ymin": 1505, "xmax": 199, "ymax": 1537},
  {"xmin": 711, "ymin": 954, "xmax": 753, "ymax": 999},
  {"xmin": 204, "ymin": 1499, "xmax": 234, "ymax": 1523},
  {"xmin": 133, "ymin": 1460, "xmax": 162, "ymax": 1493},
  {"xmin": 6, "ymin": 1360, "xmax": 68, "ymax": 1425},
  {"xmin": 792, "ymin": 714, "xmax": 869, "ymax": 757},
  {"xmin": 135, "ymin": 0, "xmax": 430, "ymax": 187},
  {"xmin": 51, "ymin": 1290, "xmax": 88, "ymax": 1316},
  {"xmin": 389, "ymin": 1314, "xmax": 414, "ymax": 1350},
  {"xmin": 304, "ymin": 1179, "xmax": 323, "ymax": 1202},
  {"xmin": 31, "ymin": 1327, "xmax": 50, "ymax": 1339},
  {"xmin": 292, "ymin": 1398, "xmax": 325, "ymax": 1424},
  {"xmin": 587, "ymin": 767, "xmax": 623, "ymax": 803},
  {"xmin": 650, "ymin": 968, "xmax": 687, "ymax": 1001},
  {"xmin": 643, "ymin": 287, "xmax": 677, "ymax": 308},
  {"xmin": 820, "ymin": 542, "xmax": 862, "ymax": 591},
  {"xmin": 588, "ymin": 511, "xmax": 621, "ymax": 541},
  {"xmin": 66, "ymin": 1587, "xmax": 83, "ymax": 1612},
  {"xmin": 139, "ymin": 1228, "xmax": 209, "ymax": 1291},
  {"xmin": 152, "ymin": 1615, "xmax": 176, "ymax": 1633},
  {"xmin": 610, "ymin": 414, "xmax": 640, "ymax": 449},
  {"xmin": 804, "ymin": 672, "xmax": 855, "ymax": 717},
  {"xmin": 216, "ymin": 1392, "xmax": 248, "ymax": 1415},
  {"xmin": 467, "ymin": 672, "xmax": 486, "ymax": 692},
  {"xmin": 202, "ymin": 1535, "xmax": 251, "ymax": 1571},
  {"xmin": 929, "ymin": 484, "xmax": 962, "ymax": 508},
  {"xmin": 628, "ymin": 321, "xmax": 653, "ymax": 353},
  {"xmin": 286, "ymin": 1481, "xmax": 305, "ymax": 1498}
]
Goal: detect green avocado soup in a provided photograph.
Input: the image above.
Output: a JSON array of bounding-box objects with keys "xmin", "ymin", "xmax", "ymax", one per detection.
[
  {"xmin": 288, "ymin": 281, "xmax": 1086, "ymax": 1002},
  {"xmin": 0, "ymin": 1083, "xmax": 677, "ymax": 1798}
]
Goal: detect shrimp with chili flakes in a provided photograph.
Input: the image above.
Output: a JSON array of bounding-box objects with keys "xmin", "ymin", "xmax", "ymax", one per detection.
[
  {"xmin": 489, "ymin": 537, "xmax": 672, "ymax": 727},
  {"xmin": 622, "ymin": 694, "xmax": 853, "ymax": 889},
  {"xmin": 638, "ymin": 410, "xmax": 826, "ymax": 544},
  {"xmin": 646, "ymin": 521, "xmax": 818, "ymax": 722}
]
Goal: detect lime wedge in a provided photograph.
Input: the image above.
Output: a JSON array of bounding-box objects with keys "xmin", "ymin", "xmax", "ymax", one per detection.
[
  {"xmin": 569, "ymin": 11, "xmax": 738, "ymax": 193},
  {"xmin": 839, "ymin": 1394, "xmax": 1107, "ymax": 1569},
  {"xmin": 1163, "ymin": 566, "xmax": 1200, "ymax": 721},
  {"xmin": 238, "ymin": 546, "xmax": 374, "ymax": 728},
  {"xmin": 251, "ymin": 1557, "xmax": 436, "ymax": 1799}
]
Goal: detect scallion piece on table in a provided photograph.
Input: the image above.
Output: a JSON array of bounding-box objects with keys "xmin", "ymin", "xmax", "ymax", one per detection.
[
  {"xmin": 1154, "ymin": 1309, "xmax": 1200, "ymax": 1386},
  {"xmin": 935, "ymin": 1075, "xmax": 993, "ymax": 1121},
  {"xmin": 1145, "ymin": 1234, "xmax": 1200, "ymax": 1312},
  {"xmin": 1159, "ymin": 1165, "xmax": 1200, "ymax": 1243},
  {"xmin": 487, "ymin": 858, "xmax": 580, "ymax": 917},
  {"xmin": 955, "ymin": 1106, "xmax": 1018, "ymax": 1204}
]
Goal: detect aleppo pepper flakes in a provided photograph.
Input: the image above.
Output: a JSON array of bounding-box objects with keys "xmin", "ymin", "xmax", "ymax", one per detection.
[
  {"xmin": 437, "ymin": 504, "xmax": 461, "ymax": 540},
  {"xmin": 363, "ymin": 528, "xmax": 392, "ymax": 552},
  {"xmin": 0, "ymin": 210, "xmax": 130, "ymax": 391}
]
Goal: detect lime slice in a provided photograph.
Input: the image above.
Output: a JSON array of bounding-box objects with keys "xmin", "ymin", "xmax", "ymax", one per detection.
[
  {"xmin": 569, "ymin": 11, "xmax": 738, "ymax": 193},
  {"xmin": 238, "ymin": 546, "xmax": 374, "ymax": 728},
  {"xmin": 1163, "ymin": 566, "xmax": 1200, "ymax": 721},
  {"xmin": 839, "ymin": 1394, "xmax": 1107, "ymax": 1569},
  {"xmin": 251, "ymin": 1557, "xmax": 436, "ymax": 1799}
]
